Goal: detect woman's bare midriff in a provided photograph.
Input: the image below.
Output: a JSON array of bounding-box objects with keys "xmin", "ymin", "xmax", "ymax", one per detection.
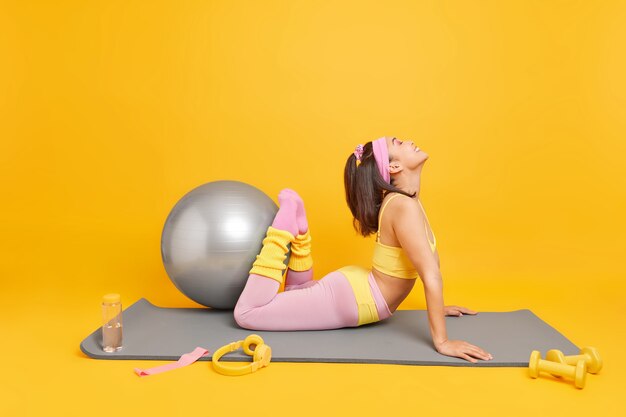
[
  {"xmin": 372, "ymin": 193, "xmax": 440, "ymax": 313},
  {"xmin": 371, "ymin": 268, "xmax": 417, "ymax": 313}
]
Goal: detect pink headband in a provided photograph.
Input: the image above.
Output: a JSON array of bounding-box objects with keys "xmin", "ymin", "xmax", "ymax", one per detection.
[
  {"xmin": 372, "ymin": 137, "xmax": 390, "ymax": 183},
  {"xmin": 353, "ymin": 137, "xmax": 390, "ymax": 183}
]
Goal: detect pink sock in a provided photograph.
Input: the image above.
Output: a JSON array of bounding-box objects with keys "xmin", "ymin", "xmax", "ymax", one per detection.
[
  {"xmin": 271, "ymin": 193, "xmax": 298, "ymax": 237},
  {"xmin": 280, "ymin": 189, "xmax": 308, "ymax": 235}
]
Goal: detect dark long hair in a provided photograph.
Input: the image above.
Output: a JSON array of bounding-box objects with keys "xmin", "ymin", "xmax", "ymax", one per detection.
[{"xmin": 344, "ymin": 141, "xmax": 416, "ymax": 237}]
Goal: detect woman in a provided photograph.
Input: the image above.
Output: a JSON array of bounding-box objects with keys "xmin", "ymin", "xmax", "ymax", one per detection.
[{"xmin": 234, "ymin": 136, "xmax": 492, "ymax": 363}]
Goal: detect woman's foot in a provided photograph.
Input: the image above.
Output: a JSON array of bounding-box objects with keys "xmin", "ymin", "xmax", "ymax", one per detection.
[
  {"xmin": 271, "ymin": 190, "xmax": 299, "ymax": 237},
  {"xmin": 279, "ymin": 188, "xmax": 309, "ymax": 235}
]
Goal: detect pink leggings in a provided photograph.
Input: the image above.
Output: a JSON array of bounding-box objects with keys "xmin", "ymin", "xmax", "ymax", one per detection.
[{"xmin": 233, "ymin": 267, "xmax": 393, "ymax": 331}]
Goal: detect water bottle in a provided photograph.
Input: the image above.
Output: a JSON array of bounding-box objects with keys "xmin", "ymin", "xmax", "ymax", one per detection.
[{"xmin": 102, "ymin": 293, "xmax": 123, "ymax": 352}]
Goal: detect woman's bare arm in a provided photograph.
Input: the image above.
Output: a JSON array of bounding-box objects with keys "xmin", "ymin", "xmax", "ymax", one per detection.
[
  {"xmin": 393, "ymin": 197, "xmax": 448, "ymax": 347},
  {"xmin": 422, "ymin": 275, "xmax": 447, "ymax": 347},
  {"xmin": 392, "ymin": 197, "xmax": 493, "ymax": 362}
]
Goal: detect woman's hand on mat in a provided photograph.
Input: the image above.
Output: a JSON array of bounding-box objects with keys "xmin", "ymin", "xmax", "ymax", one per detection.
[
  {"xmin": 435, "ymin": 339, "xmax": 493, "ymax": 363},
  {"xmin": 443, "ymin": 305, "xmax": 477, "ymax": 316}
]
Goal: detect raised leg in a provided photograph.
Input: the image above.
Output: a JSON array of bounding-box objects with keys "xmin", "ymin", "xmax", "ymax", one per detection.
[
  {"xmin": 285, "ymin": 268, "xmax": 316, "ymax": 290},
  {"xmin": 284, "ymin": 230, "xmax": 314, "ymax": 290},
  {"xmin": 233, "ymin": 189, "xmax": 298, "ymax": 309},
  {"xmin": 281, "ymin": 189, "xmax": 314, "ymax": 290},
  {"xmin": 234, "ymin": 188, "xmax": 336, "ymax": 329}
]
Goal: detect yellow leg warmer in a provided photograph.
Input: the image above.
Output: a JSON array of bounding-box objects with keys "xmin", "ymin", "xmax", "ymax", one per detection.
[
  {"xmin": 249, "ymin": 226, "xmax": 294, "ymax": 284},
  {"xmin": 287, "ymin": 229, "xmax": 313, "ymax": 272}
]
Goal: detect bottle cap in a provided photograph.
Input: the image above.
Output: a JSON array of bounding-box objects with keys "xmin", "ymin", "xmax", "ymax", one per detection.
[{"xmin": 102, "ymin": 293, "xmax": 121, "ymax": 304}]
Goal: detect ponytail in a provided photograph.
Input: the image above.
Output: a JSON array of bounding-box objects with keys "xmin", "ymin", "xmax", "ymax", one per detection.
[{"xmin": 343, "ymin": 141, "xmax": 415, "ymax": 237}]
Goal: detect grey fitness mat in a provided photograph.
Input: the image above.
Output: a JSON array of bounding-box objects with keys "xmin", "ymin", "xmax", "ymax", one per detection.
[{"xmin": 80, "ymin": 298, "xmax": 580, "ymax": 367}]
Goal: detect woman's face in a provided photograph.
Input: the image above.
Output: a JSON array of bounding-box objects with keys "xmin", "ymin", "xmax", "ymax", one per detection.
[{"xmin": 385, "ymin": 136, "xmax": 428, "ymax": 171}]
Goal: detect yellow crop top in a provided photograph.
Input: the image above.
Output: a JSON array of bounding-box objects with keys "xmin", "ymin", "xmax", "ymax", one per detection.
[{"xmin": 371, "ymin": 193, "xmax": 437, "ymax": 279}]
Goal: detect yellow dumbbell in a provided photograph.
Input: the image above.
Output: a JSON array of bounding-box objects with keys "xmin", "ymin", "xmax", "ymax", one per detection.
[
  {"xmin": 528, "ymin": 350, "xmax": 587, "ymax": 389},
  {"xmin": 546, "ymin": 346, "xmax": 602, "ymax": 374}
]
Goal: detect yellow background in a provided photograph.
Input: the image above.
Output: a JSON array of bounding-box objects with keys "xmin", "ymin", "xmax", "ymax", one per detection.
[{"xmin": 1, "ymin": 0, "xmax": 625, "ymax": 415}]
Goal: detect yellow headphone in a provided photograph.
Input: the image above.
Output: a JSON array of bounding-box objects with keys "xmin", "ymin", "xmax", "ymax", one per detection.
[{"xmin": 212, "ymin": 334, "xmax": 272, "ymax": 376}]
